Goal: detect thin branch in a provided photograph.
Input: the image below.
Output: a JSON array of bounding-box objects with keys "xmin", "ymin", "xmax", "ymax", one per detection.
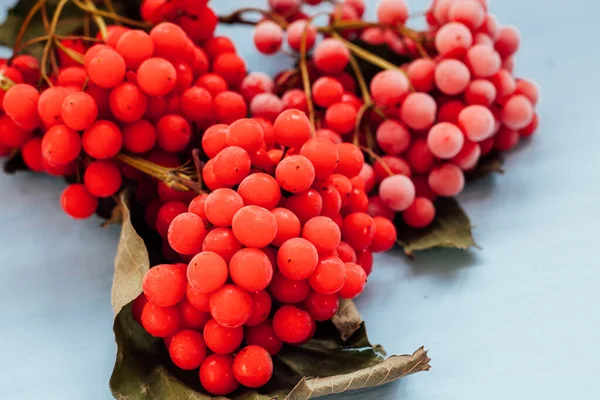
[
  {"xmin": 14, "ymin": 0, "xmax": 47, "ymax": 51},
  {"xmin": 40, "ymin": 0, "xmax": 70, "ymax": 87}
]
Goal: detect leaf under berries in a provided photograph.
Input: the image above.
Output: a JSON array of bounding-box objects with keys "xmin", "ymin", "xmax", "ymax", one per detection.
[
  {"xmin": 111, "ymin": 305, "xmax": 430, "ymax": 400},
  {"xmin": 396, "ymin": 198, "xmax": 476, "ymax": 255},
  {"xmin": 110, "ymin": 196, "xmax": 430, "ymax": 400},
  {"xmin": 466, "ymin": 152, "xmax": 504, "ymax": 181},
  {"xmin": 111, "ymin": 192, "xmax": 149, "ymax": 317},
  {"xmin": 331, "ymin": 298, "xmax": 363, "ymax": 341}
]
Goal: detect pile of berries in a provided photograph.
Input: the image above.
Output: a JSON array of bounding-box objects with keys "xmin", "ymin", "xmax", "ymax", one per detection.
[
  {"xmin": 248, "ymin": 0, "xmax": 540, "ymax": 229},
  {"xmin": 133, "ymin": 108, "xmax": 397, "ymax": 395},
  {"xmin": 0, "ymin": 0, "xmax": 539, "ymax": 394}
]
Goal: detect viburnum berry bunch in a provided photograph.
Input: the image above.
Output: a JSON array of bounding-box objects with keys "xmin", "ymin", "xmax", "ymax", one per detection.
[
  {"xmin": 133, "ymin": 109, "xmax": 394, "ymax": 394},
  {"xmin": 0, "ymin": 0, "xmax": 538, "ymax": 396},
  {"xmin": 243, "ymin": 0, "xmax": 540, "ymax": 230}
]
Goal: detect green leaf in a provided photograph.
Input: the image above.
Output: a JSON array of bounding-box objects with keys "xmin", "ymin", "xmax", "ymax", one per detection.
[
  {"xmin": 396, "ymin": 198, "xmax": 476, "ymax": 255},
  {"xmin": 466, "ymin": 152, "xmax": 504, "ymax": 181},
  {"xmin": 110, "ymin": 194, "xmax": 430, "ymax": 399}
]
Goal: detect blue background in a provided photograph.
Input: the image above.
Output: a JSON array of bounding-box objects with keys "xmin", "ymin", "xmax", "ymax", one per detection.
[{"xmin": 1, "ymin": 0, "xmax": 598, "ymax": 399}]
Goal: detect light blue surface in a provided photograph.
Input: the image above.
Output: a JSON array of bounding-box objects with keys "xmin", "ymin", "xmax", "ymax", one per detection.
[{"xmin": 1, "ymin": 0, "xmax": 598, "ymax": 399}]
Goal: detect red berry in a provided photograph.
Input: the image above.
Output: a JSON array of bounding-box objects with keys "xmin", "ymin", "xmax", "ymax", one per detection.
[
  {"xmin": 168, "ymin": 330, "xmax": 207, "ymax": 370},
  {"xmin": 109, "ymin": 83, "xmax": 148, "ymax": 123},
  {"xmin": 83, "ymin": 160, "xmax": 122, "ymax": 197},
  {"xmin": 272, "ymin": 305, "xmax": 314, "ymax": 344},
  {"xmin": 370, "ymin": 216, "xmax": 397, "ymax": 252},
  {"xmin": 338, "ymin": 262, "xmax": 367, "ymax": 299},
  {"xmin": 156, "ymin": 201, "xmax": 187, "ymax": 238},
  {"xmin": 214, "ymin": 91, "xmax": 247, "ymax": 124},
  {"xmin": 229, "ymin": 248, "xmax": 274, "ymax": 292},
  {"xmin": 202, "ymin": 227, "xmax": 242, "ymax": 263},
  {"xmin": 269, "ymin": 272, "xmax": 310, "ymax": 304},
  {"xmin": 142, "ymin": 264, "xmax": 187, "ymax": 307},
  {"xmin": 186, "ymin": 283, "xmax": 210, "ymax": 312},
  {"xmin": 116, "ymin": 29, "xmax": 154, "ymax": 69},
  {"xmin": 61, "ymin": 184, "xmax": 98, "ymax": 219},
  {"xmin": 300, "ymin": 138, "xmax": 340, "ymax": 180},
  {"xmin": 41, "ymin": 124, "xmax": 81, "ymax": 165},
  {"xmin": 21, "ymin": 137, "xmax": 43, "ymax": 172},
  {"xmin": 168, "ymin": 212, "xmax": 207, "ymax": 255},
  {"xmin": 209, "ymin": 284, "xmax": 253, "ymax": 328},
  {"xmin": 232, "ymin": 206, "xmax": 278, "ymax": 248},
  {"xmin": 273, "ymin": 109, "xmax": 311, "ymax": 148},
  {"xmin": 233, "ymin": 346, "xmax": 273, "ymax": 388},
  {"xmin": 246, "ymin": 290, "xmax": 272, "ymax": 327},
  {"xmin": 141, "ymin": 302, "xmax": 181, "ymax": 337},
  {"xmin": 203, "ymin": 318, "xmax": 244, "ymax": 354},
  {"xmin": 137, "ymin": 58, "xmax": 177, "ymax": 96},
  {"xmin": 179, "ymin": 298, "xmax": 210, "ymax": 330},
  {"xmin": 213, "ymin": 146, "xmax": 251, "ymax": 186},
  {"xmin": 122, "ymin": 120, "xmax": 156, "ymax": 153},
  {"xmin": 237, "ymin": 173, "xmax": 281, "ymax": 209},
  {"xmin": 277, "ymin": 238, "xmax": 319, "ymax": 281},
  {"xmin": 187, "ymin": 251, "xmax": 228, "ymax": 293},
  {"xmin": 304, "ymin": 291, "xmax": 339, "ymax": 321},
  {"xmin": 86, "ymin": 49, "xmax": 126, "ymax": 88},
  {"xmin": 156, "ymin": 114, "xmax": 191, "ymax": 152},
  {"xmin": 199, "ymin": 354, "xmax": 240, "ymax": 396},
  {"xmin": 285, "ymin": 189, "xmax": 323, "ymax": 224},
  {"xmin": 302, "ymin": 216, "xmax": 341, "ymax": 254},
  {"xmin": 246, "ymin": 320, "xmax": 283, "ymax": 355},
  {"xmin": 82, "ymin": 120, "xmax": 122, "ymax": 159},
  {"xmin": 271, "ymin": 207, "xmax": 301, "ymax": 247},
  {"xmin": 276, "ymin": 155, "xmax": 315, "ymax": 193},
  {"xmin": 308, "ymin": 256, "xmax": 346, "ymax": 294}
]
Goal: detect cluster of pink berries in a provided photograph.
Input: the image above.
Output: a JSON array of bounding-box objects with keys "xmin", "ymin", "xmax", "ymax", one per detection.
[{"xmin": 246, "ymin": 0, "xmax": 539, "ymax": 229}]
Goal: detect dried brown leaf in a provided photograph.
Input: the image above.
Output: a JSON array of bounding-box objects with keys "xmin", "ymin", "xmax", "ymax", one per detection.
[
  {"xmin": 111, "ymin": 191, "xmax": 149, "ymax": 317},
  {"xmin": 331, "ymin": 299, "xmax": 363, "ymax": 341},
  {"xmin": 285, "ymin": 347, "xmax": 430, "ymax": 399}
]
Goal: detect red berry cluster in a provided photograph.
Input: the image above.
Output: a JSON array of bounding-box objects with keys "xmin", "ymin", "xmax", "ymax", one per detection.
[
  {"xmin": 247, "ymin": 0, "xmax": 540, "ymax": 229},
  {"xmin": 134, "ymin": 107, "xmax": 395, "ymax": 394}
]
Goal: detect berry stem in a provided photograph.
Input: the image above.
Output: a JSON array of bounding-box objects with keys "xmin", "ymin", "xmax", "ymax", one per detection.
[
  {"xmin": 81, "ymin": 0, "xmax": 108, "ymax": 41},
  {"xmin": 117, "ymin": 153, "xmax": 203, "ymax": 193},
  {"xmin": 72, "ymin": 0, "xmax": 151, "ymax": 28},
  {"xmin": 299, "ymin": 20, "xmax": 316, "ymax": 132},
  {"xmin": 360, "ymin": 145, "xmax": 393, "ymax": 176},
  {"xmin": 218, "ymin": 7, "xmax": 289, "ymax": 29},
  {"xmin": 54, "ymin": 38, "xmax": 85, "ymax": 64},
  {"xmin": 56, "ymin": 34, "xmax": 103, "ymax": 42},
  {"xmin": 16, "ymin": 35, "xmax": 50, "ymax": 50},
  {"xmin": 338, "ymin": 35, "xmax": 400, "ymax": 71},
  {"xmin": 103, "ymin": 0, "xmax": 119, "ymax": 25},
  {"xmin": 40, "ymin": 0, "xmax": 70, "ymax": 87},
  {"xmin": 40, "ymin": 0, "xmax": 50, "ymax": 31},
  {"xmin": 14, "ymin": 0, "xmax": 46, "ymax": 52},
  {"xmin": 0, "ymin": 74, "xmax": 16, "ymax": 92}
]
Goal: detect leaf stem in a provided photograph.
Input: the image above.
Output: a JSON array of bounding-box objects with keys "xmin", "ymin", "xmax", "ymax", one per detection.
[{"xmin": 14, "ymin": 0, "xmax": 47, "ymax": 51}]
